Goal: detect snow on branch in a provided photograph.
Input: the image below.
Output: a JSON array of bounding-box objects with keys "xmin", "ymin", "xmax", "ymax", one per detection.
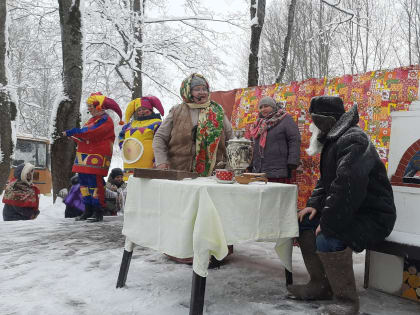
[
  {"xmin": 321, "ymin": 0, "xmax": 355, "ymax": 21},
  {"xmin": 144, "ymin": 15, "xmax": 245, "ymax": 29}
]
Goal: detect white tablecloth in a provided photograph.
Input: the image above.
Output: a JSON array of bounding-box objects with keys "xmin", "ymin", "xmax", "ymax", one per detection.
[{"xmin": 122, "ymin": 176, "xmax": 299, "ymax": 277}]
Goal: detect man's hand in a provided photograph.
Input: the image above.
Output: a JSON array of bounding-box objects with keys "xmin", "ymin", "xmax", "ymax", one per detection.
[
  {"xmin": 156, "ymin": 163, "xmax": 169, "ymax": 170},
  {"xmin": 297, "ymin": 207, "xmax": 317, "ymax": 222},
  {"xmin": 316, "ymin": 224, "xmax": 322, "ymax": 236},
  {"xmin": 62, "ymin": 131, "xmax": 67, "ymax": 137}
]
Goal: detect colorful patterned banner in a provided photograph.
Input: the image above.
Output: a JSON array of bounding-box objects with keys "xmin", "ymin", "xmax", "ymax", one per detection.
[{"xmin": 231, "ymin": 66, "xmax": 420, "ymax": 209}]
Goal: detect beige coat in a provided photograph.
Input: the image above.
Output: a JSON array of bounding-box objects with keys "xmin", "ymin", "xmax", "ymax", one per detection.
[{"xmin": 153, "ymin": 103, "xmax": 233, "ymax": 171}]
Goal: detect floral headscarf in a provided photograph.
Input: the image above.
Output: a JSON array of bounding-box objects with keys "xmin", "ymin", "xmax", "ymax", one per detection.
[
  {"xmin": 180, "ymin": 74, "xmax": 224, "ymax": 176},
  {"xmin": 180, "ymin": 73, "xmax": 210, "ymax": 104}
]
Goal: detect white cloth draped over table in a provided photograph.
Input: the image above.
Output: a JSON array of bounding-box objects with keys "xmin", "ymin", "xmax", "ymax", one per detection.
[{"xmin": 122, "ymin": 177, "xmax": 299, "ymax": 277}]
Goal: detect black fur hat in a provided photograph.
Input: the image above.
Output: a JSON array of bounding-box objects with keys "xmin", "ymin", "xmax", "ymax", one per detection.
[{"xmin": 309, "ymin": 96, "xmax": 345, "ymax": 120}]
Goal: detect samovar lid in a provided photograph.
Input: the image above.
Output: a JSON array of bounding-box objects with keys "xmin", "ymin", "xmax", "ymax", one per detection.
[{"xmin": 228, "ymin": 129, "xmax": 252, "ymax": 144}]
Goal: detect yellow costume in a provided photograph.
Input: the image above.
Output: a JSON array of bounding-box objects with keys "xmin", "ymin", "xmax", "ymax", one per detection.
[{"xmin": 119, "ymin": 97, "xmax": 164, "ymax": 170}]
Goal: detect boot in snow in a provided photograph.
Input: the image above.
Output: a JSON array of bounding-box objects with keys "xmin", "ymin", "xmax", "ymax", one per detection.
[
  {"xmin": 75, "ymin": 204, "xmax": 93, "ymax": 221},
  {"xmin": 287, "ymin": 230, "xmax": 332, "ymax": 300},
  {"xmin": 318, "ymin": 247, "xmax": 359, "ymax": 315},
  {"xmin": 87, "ymin": 207, "xmax": 103, "ymax": 222}
]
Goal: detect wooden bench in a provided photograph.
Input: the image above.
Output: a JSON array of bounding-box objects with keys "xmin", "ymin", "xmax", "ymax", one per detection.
[{"xmin": 363, "ymin": 234, "xmax": 420, "ymax": 289}]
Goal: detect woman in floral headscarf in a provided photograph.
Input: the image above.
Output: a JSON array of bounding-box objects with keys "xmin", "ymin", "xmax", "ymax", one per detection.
[
  {"xmin": 3, "ymin": 163, "xmax": 40, "ymax": 221},
  {"xmin": 153, "ymin": 73, "xmax": 232, "ymax": 175},
  {"xmin": 152, "ymin": 73, "xmax": 233, "ymax": 265}
]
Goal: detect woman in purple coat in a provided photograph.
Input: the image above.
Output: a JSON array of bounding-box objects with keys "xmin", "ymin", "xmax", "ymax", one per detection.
[
  {"xmin": 249, "ymin": 96, "xmax": 301, "ymax": 183},
  {"xmin": 64, "ymin": 175, "xmax": 85, "ymax": 218}
]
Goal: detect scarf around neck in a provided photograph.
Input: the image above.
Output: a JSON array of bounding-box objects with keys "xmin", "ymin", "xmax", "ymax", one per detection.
[
  {"xmin": 185, "ymin": 98, "xmax": 211, "ymax": 109},
  {"xmin": 192, "ymin": 101, "xmax": 224, "ymax": 176},
  {"xmin": 250, "ymin": 109, "xmax": 288, "ymax": 156}
]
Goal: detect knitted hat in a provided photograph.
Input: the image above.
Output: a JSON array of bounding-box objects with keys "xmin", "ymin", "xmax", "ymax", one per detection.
[
  {"xmin": 309, "ymin": 96, "xmax": 345, "ymax": 120},
  {"xmin": 70, "ymin": 174, "xmax": 79, "ymax": 185},
  {"xmin": 125, "ymin": 96, "xmax": 164, "ymax": 122},
  {"xmin": 258, "ymin": 96, "xmax": 277, "ymax": 109},
  {"xmin": 110, "ymin": 168, "xmax": 124, "ymax": 179},
  {"xmin": 87, "ymin": 92, "xmax": 124, "ymax": 125}
]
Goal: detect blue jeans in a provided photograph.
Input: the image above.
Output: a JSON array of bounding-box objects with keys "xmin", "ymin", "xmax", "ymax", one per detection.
[{"xmin": 299, "ymin": 213, "xmax": 347, "ymax": 253}]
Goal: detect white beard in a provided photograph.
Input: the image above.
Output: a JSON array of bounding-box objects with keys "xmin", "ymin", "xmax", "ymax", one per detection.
[{"xmin": 306, "ymin": 123, "xmax": 324, "ymax": 156}]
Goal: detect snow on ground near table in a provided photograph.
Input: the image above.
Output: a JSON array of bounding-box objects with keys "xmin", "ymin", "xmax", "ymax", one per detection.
[{"xmin": 1, "ymin": 196, "xmax": 419, "ymax": 314}]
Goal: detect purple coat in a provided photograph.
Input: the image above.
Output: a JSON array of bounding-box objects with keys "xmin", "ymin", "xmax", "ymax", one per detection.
[
  {"xmin": 251, "ymin": 114, "xmax": 301, "ymax": 178},
  {"xmin": 63, "ymin": 184, "xmax": 85, "ymax": 212}
]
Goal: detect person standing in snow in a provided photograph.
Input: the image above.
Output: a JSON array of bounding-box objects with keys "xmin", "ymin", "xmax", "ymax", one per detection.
[
  {"xmin": 119, "ymin": 96, "xmax": 164, "ymax": 173},
  {"xmin": 63, "ymin": 92, "xmax": 123, "ymax": 223},
  {"xmin": 152, "ymin": 73, "xmax": 233, "ymax": 265},
  {"xmin": 153, "ymin": 73, "xmax": 233, "ymax": 176},
  {"xmin": 287, "ymin": 96, "xmax": 396, "ymax": 315},
  {"xmin": 248, "ymin": 96, "xmax": 301, "ymax": 183},
  {"xmin": 104, "ymin": 168, "xmax": 127, "ymax": 216},
  {"xmin": 2, "ymin": 163, "xmax": 40, "ymax": 221}
]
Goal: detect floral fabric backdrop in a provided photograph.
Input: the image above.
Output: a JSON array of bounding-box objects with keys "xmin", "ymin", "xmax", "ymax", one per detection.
[{"xmin": 231, "ymin": 66, "xmax": 420, "ymax": 209}]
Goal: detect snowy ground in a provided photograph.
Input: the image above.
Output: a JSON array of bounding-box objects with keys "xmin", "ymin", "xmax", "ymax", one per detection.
[{"xmin": 1, "ymin": 196, "xmax": 420, "ymax": 315}]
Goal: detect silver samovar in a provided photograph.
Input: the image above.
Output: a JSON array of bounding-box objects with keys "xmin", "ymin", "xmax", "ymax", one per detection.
[{"xmin": 226, "ymin": 129, "xmax": 253, "ymax": 175}]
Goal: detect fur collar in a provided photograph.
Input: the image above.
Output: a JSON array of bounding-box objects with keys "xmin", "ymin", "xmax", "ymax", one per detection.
[{"xmin": 326, "ymin": 105, "xmax": 360, "ymax": 141}]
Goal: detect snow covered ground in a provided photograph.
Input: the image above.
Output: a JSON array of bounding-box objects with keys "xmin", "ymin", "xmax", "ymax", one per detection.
[{"xmin": 1, "ymin": 196, "xmax": 420, "ymax": 315}]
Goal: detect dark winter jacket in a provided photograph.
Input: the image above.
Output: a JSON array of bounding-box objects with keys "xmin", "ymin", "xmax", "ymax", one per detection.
[
  {"xmin": 306, "ymin": 105, "xmax": 396, "ymax": 252},
  {"xmin": 251, "ymin": 114, "xmax": 301, "ymax": 178}
]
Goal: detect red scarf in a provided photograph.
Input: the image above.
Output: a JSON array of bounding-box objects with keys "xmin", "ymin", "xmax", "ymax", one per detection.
[
  {"xmin": 2, "ymin": 179, "xmax": 40, "ymax": 209},
  {"xmin": 250, "ymin": 109, "xmax": 288, "ymax": 156}
]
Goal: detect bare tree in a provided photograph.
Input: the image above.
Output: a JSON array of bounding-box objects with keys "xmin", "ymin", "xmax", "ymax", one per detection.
[
  {"xmin": 275, "ymin": 0, "xmax": 297, "ymax": 84},
  {"xmin": 132, "ymin": 0, "xmax": 146, "ymax": 98},
  {"xmin": 0, "ymin": 0, "xmax": 17, "ymax": 194},
  {"xmin": 50, "ymin": 0, "xmax": 83, "ymax": 200},
  {"xmin": 260, "ymin": 0, "xmax": 336, "ymax": 83},
  {"xmin": 248, "ymin": 0, "xmax": 266, "ymax": 87}
]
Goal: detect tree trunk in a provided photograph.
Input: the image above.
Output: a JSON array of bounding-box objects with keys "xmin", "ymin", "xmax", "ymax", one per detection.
[
  {"xmin": 248, "ymin": 0, "xmax": 266, "ymax": 87},
  {"xmin": 0, "ymin": 1, "xmax": 17, "ymax": 194},
  {"xmin": 275, "ymin": 0, "xmax": 297, "ymax": 84},
  {"xmin": 132, "ymin": 0, "xmax": 145, "ymax": 99},
  {"xmin": 51, "ymin": 0, "xmax": 83, "ymax": 201}
]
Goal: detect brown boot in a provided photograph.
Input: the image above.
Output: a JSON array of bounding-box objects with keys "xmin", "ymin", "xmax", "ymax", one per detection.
[
  {"xmin": 287, "ymin": 230, "xmax": 332, "ymax": 300},
  {"xmin": 318, "ymin": 247, "xmax": 359, "ymax": 315}
]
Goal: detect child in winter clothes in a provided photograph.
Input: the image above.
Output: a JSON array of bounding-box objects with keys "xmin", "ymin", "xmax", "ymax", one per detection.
[
  {"xmin": 2, "ymin": 163, "xmax": 40, "ymax": 221},
  {"xmin": 104, "ymin": 168, "xmax": 127, "ymax": 216},
  {"xmin": 63, "ymin": 175, "xmax": 85, "ymax": 218}
]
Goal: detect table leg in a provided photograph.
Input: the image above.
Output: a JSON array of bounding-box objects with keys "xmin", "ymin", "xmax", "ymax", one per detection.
[
  {"xmin": 116, "ymin": 239, "xmax": 134, "ymax": 288},
  {"xmin": 363, "ymin": 250, "xmax": 371, "ymax": 289},
  {"xmin": 285, "ymin": 269, "xmax": 293, "ymax": 285},
  {"xmin": 189, "ymin": 271, "xmax": 206, "ymax": 315}
]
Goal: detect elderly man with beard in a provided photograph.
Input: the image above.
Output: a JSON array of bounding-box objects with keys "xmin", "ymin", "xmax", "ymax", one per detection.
[{"xmin": 287, "ymin": 96, "xmax": 396, "ymax": 315}]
